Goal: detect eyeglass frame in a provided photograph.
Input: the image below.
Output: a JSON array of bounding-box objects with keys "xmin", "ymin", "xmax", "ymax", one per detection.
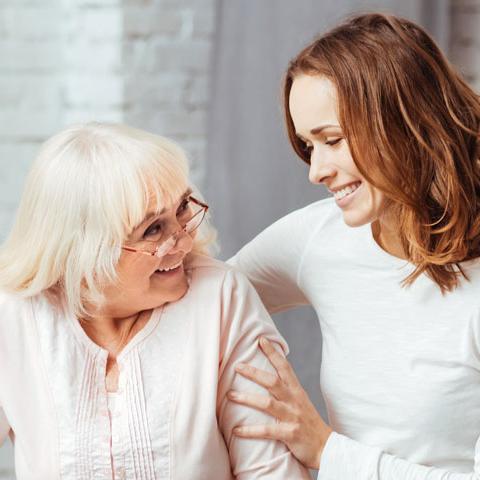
[{"xmin": 121, "ymin": 196, "xmax": 209, "ymax": 258}]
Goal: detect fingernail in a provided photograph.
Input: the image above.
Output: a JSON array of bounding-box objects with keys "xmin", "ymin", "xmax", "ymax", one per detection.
[
  {"xmin": 260, "ymin": 337, "xmax": 269, "ymax": 346},
  {"xmin": 236, "ymin": 363, "xmax": 246, "ymax": 371}
]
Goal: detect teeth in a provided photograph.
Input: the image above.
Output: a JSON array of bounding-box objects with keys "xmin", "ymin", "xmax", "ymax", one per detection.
[
  {"xmin": 157, "ymin": 261, "xmax": 182, "ymax": 273},
  {"xmin": 334, "ymin": 182, "xmax": 361, "ymax": 200}
]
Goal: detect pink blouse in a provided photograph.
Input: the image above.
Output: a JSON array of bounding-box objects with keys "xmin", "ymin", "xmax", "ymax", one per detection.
[{"xmin": 0, "ymin": 255, "xmax": 309, "ymax": 480}]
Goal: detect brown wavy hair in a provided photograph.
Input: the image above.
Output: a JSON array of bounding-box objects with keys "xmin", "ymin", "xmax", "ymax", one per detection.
[{"xmin": 284, "ymin": 13, "xmax": 480, "ymax": 293}]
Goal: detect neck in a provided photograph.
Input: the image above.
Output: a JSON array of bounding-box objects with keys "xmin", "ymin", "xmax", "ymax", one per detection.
[
  {"xmin": 80, "ymin": 310, "xmax": 148, "ymax": 356},
  {"xmin": 372, "ymin": 216, "xmax": 407, "ymax": 260}
]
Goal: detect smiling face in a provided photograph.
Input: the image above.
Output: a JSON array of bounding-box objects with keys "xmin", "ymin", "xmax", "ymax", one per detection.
[
  {"xmin": 98, "ymin": 189, "xmax": 194, "ymax": 319},
  {"xmin": 289, "ymin": 74, "xmax": 386, "ymax": 227}
]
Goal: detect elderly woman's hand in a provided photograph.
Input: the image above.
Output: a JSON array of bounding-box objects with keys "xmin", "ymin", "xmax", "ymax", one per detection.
[{"xmin": 227, "ymin": 337, "xmax": 333, "ymax": 470}]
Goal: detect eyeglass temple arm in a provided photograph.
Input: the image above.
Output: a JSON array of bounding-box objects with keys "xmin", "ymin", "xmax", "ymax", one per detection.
[
  {"xmin": 122, "ymin": 245, "xmax": 157, "ymax": 256},
  {"xmin": 190, "ymin": 196, "xmax": 209, "ymax": 211}
]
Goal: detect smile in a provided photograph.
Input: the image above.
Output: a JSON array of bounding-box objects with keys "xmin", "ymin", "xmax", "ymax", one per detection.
[
  {"xmin": 155, "ymin": 260, "xmax": 183, "ymax": 274},
  {"xmin": 332, "ymin": 181, "xmax": 361, "ymax": 200}
]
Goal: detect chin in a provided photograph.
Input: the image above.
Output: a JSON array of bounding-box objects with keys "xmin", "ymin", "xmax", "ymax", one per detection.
[
  {"xmin": 165, "ymin": 274, "xmax": 190, "ymax": 303},
  {"xmin": 342, "ymin": 210, "xmax": 374, "ymax": 228},
  {"xmin": 174, "ymin": 277, "xmax": 190, "ymax": 300}
]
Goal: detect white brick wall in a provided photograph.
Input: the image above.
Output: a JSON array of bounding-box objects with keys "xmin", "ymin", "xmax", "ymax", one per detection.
[
  {"xmin": 0, "ymin": 0, "xmax": 216, "ymax": 475},
  {"xmin": 122, "ymin": 0, "xmax": 215, "ymax": 187},
  {"xmin": 0, "ymin": 0, "xmax": 64, "ymax": 255},
  {"xmin": 0, "ymin": 0, "xmax": 216, "ymax": 241}
]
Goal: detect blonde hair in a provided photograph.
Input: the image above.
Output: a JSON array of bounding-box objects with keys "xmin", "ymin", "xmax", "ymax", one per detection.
[{"xmin": 0, "ymin": 122, "xmax": 216, "ymax": 316}]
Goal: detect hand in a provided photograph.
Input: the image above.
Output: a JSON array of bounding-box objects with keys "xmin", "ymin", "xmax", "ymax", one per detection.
[{"xmin": 227, "ymin": 337, "xmax": 333, "ymax": 470}]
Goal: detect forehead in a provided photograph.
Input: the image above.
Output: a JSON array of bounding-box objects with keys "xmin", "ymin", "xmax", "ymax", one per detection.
[
  {"xmin": 146, "ymin": 186, "xmax": 191, "ymax": 214},
  {"xmin": 127, "ymin": 185, "xmax": 191, "ymax": 235},
  {"xmin": 289, "ymin": 74, "xmax": 339, "ymax": 134}
]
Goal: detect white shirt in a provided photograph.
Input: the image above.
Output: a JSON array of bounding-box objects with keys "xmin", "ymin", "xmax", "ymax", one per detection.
[
  {"xmin": 0, "ymin": 255, "xmax": 309, "ymax": 480},
  {"xmin": 230, "ymin": 197, "xmax": 480, "ymax": 479}
]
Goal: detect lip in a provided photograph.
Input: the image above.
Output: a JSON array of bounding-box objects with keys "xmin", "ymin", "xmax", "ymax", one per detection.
[
  {"xmin": 328, "ymin": 180, "xmax": 362, "ymax": 194},
  {"xmin": 334, "ymin": 182, "xmax": 362, "ymax": 208},
  {"xmin": 153, "ymin": 261, "xmax": 184, "ymax": 278}
]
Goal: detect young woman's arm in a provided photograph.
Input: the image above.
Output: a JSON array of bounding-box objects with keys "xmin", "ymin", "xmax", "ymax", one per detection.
[
  {"xmin": 228, "ymin": 201, "xmax": 332, "ymax": 314},
  {"xmin": 217, "ymin": 268, "xmax": 311, "ymax": 479},
  {"xmin": 230, "ymin": 338, "xmax": 480, "ymax": 479},
  {"xmin": 318, "ymin": 432, "xmax": 480, "ymax": 480}
]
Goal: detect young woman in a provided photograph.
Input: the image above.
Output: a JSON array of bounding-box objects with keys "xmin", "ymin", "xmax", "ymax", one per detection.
[
  {"xmin": 228, "ymin": 13, "xmax": 480, "ymax": 479},
  {"xmin": 0, "ymin": 123, "xmax": 310, "ymax": 479}
]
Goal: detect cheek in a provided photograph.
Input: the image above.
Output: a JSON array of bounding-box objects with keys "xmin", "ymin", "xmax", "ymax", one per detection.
[
  {"xmin": 370, "ymin": 187, "xmax": 385, "ymax": 210},
  {"xmin": 363, "ymin": 185, "xmax": 386, "ymax": 219},
  {"xmin": 116, "ymin": 258, "xmax": 154, "ymax": 288}
]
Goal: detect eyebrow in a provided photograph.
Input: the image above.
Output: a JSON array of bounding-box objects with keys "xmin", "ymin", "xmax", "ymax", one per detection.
[
  {"xmin": 297, "ymin": 124, "xmax": 342, "ymax": 142},
  {"xmin": 134, "ymin": 187, "xmax": 193, "ymax": 231}
]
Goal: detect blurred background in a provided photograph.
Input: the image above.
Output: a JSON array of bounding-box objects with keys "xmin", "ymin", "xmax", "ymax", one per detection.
[{"xmin": 0, "ymin": 0, "xmax": 479, "ymax": 477}]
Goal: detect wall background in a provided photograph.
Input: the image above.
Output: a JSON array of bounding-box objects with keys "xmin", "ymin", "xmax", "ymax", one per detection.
[
  {"xmin": 0, "ymin": 0, "xmax": 479, "ymax": 478},
  {"xmin": 0, "ymin": 0, "xmax": 216, "ymax": 244}
]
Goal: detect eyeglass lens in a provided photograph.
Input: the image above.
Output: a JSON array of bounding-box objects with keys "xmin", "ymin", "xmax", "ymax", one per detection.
[{"xmin": 154, "ymin": 206, "xmax": 206, "ymax": 257}]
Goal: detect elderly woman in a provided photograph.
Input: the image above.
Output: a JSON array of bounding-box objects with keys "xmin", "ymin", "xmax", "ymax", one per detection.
[{"xmin": 0, "ymin": 123, "xmax": 309, "ymax": 480}]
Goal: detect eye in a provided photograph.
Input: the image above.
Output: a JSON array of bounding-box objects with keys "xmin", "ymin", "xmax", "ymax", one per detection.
[
  {"xmin": 301, "ymin": 141, "xmax": 313, "ymax": 154},
  {"xmin": 177, "ymin": 197, "xmax": 191, "ymax": 216},
  {"xmin": 325, "ymin": 138, "xmax": 342, "ymax": 146},
  {"xmin": 144, "ymin": 221, "xmax": 162, "ymax": 238}
]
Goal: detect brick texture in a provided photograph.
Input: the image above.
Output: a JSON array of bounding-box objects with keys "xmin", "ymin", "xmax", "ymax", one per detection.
[
  {"xmin": 0, "ymin": 0, "xmax": 216, "ymax": 244},
  {"xmin": 0, "ymin": 0, "xmax": 216, "ymax": 473}
]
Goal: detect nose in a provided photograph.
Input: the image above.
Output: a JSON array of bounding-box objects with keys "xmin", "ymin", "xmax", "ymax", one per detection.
[
  {"xmin": 308, "ymin": 151, "xmax": 336, "ymax": 185},
  {"xmin": 168, "ymin": 228, "xmax": 194, "ymax": 255}
]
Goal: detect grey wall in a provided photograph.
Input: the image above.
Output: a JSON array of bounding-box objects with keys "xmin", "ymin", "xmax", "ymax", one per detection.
[{"xmin": 204, "ymin": 0, "xmax": 452, "ymax": 470}]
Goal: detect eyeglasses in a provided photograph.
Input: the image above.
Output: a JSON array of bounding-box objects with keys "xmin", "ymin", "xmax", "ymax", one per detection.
[{"xmin": 122, "ymin": 196, "xmax": 209, "ymax": 258}]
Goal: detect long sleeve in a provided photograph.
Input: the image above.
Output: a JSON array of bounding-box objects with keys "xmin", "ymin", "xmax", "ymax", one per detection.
[
  {"xmin": 318, "ymin": 432, "xmax": 480, "ymax": 480},
  {"xmin": 0, "ymin": 406, "xmax": 10, "ymax": 446},
  {"xmin": 217, "ymin": 268, "xmax": 311, "ymax": 479},
  {"xmin": 228, "ymin": 204, "xmax": 326, "ymax": 314}
]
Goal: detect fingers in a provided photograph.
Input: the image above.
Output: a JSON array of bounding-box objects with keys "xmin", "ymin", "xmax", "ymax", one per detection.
[
  {"xmin": 259, "ymin": 337, "xmax": 298, "ymax": 386},
  {"xmin": 235, "ymin": 363, "xmax": 280, "ymax": 392},
  {"xmin": 232, "ymin": 423, "xmax": 299, "ymax": 443},
  {"xmin": 234, "ymin": 337, "xmax": 301, "ymax": 398},
  {"xmin": 232, "ymin": 423, "xmax": 280, "ymax": 440},
  {"xmin": 227, "ymin": 390, "xmax": 289, "ymax": 418}
]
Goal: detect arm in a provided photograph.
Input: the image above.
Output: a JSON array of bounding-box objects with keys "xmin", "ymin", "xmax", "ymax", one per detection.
[
  {"xmin": 217, "ymin": 269, "xmax": 311, "ymax": 479},
  {"xmin": 318, "ymin": 433, "xmax": 480, "ymax": 480},
  {"xmin": 227, "ymin": 208, "xmax": 313, "ymax": 314},
  {"xmin": 0, "ymin": 406, "xmax": 10, "ymax": 447},
  {"xmin": 229, "ymin": 342, "xmax": 480, "ymax": 479}
]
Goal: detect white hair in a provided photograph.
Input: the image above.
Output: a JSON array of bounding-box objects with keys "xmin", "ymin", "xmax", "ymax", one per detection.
[{"xmin": 0, "ymin": 122, "xmax": 216, "ymax": 317}]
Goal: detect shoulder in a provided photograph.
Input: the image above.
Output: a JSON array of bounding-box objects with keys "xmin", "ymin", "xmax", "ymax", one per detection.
[
  {"xmin": 0, "ymin": 290, "xmax": 29, "ymax": 320},
  {"xmin": 177, "ymin": 254, "xmax": 269, "ymax": 330},
  {"xmin": 234, "ymin": 197, "xmax": 341, "ymax": 253},
  {"xmin": 270, "ymin": 197, "xmax": 339, "ymax": 232},
  {"xmin": 252, "ymin": 197, "xmax": 345, "ymax": 253},
  {"xmin": 186, "ymin": 254, "xmax": 255, "ymax": 291},
  {"xmin": 0, "ymin": 290, "xmax": 56, "ymax": 332},
  {"xmin": 0, "ymin": 290, "xmax": 36, "ymax": 346}
]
